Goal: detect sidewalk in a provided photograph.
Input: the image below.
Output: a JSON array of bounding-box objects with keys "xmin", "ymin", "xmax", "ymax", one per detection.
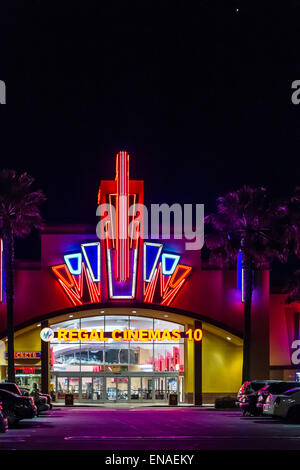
[{"xmin": 52, "ymin": 401, "xmax": 214, "ymax": 409}]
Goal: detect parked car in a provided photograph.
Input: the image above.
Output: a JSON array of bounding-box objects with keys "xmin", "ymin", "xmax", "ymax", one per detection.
[
  {"xmin": 237, "ymin": 380, "xmax": 281, "ymax": 416},
  {"xmin": 0, "ymin": 382, "xmax": 51, "ymax": 413},
  {"xmin": 264, "ymin": 387, "xmax": 300, "ymax": 421},
  {"xmin": 0, "ymin": 389, "xmax": 37, "ymax": 425},
  {"xmin": 0, "ymin": 382, "xmax": 22, "ymax": 395},
  {"xmin": 20, "ymin": 388, "xmax": 52, "ymax": 410},
  {"xmin": 0, "ymin": 403, "xmax": 8, "ymax": 432},
  {"xmin": 257, "ymin": 382, "xmax": 300, "ymax": 414}
]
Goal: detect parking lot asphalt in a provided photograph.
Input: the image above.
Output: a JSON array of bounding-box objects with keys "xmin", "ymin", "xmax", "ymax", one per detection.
[{"xmin": 1, "ymin": 407, "xmax": 300, "ymax": 450}]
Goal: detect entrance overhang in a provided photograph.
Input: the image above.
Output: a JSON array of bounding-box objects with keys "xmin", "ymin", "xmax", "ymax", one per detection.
[{"xmin": 0, "ymin": 303, "xmax": 243, "ymax": 341}]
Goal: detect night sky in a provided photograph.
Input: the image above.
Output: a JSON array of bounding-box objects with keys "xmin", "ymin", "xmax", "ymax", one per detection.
[{"xmin": 1, "ymin": 1, "xmax": 300, "ymax": 284}]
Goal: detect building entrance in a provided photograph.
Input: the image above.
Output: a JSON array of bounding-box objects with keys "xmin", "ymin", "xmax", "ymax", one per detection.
[{"xmin": 51, "ymin": 371, "xmax": 180, "ymax": 404}]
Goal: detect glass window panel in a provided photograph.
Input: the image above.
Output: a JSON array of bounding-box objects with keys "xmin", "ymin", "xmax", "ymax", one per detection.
[
  {"xmin": 166, "ymin": 377, "xmax": 178, "ymax": 394},
  {"xmin": 142, "ymin": 377, "xmax": 153, "ymax": 400},
  {"xmin": 106, "ymin": 377, "xmax": 117, "ymax": 401},
  {"xmin": 105, "ymin": 345, "xmax": 129, "ymax": 364},
  {"xmin": 129, "ymin": 316, "xmax": 154, "ymax": 329},
  {"xmin": 51, "ymin": 319, "xmax": 81, "ymax": 343},
  {"xmin": 69, "ymin": 377, "xmax": 79, "ymax": 397},
  {"xmin": 57, "ymin": 377, "xmax": 69, "ymax": 399},
  {"xmin": 128, "ymin": 316, "xmax": 154, "ymax": 344},
  {"xmin": 80, "ymin": 316, "xmax": 105, "ymax": 342},
  {"xmin": 80, "ymin": 316, "xmax": 104, "ymax": 330},
  {"xmin": 117, "ymin": 378, "xmax": 128, "ymax": 401},
  {"xmin": 49, "ymin": 315, "xmax": 184, "ymax": 379},
  {"xmin": 154, "ymin": 343, "xmax": 184, "ymax": 372},
  {"xmin": 80, "ymin": 316, "xmax": 104, "ymax": 345},
  {"xmin": 105, "ymin": 316, "xmax": 129, "ymax": 332},
  {"xmin": 50, "ymin": 375, "xmax": 56, "ymax": 393},
  {"xmin": 87, "ymin": 348, "xmax": 104, "ymax": 364},
  {"xmin": 154, "ymin": 376, "xmax": 166, "ymax": 400},
  {"xmin": 80, "ymin": 344, "xmax": 105, "ymax": 372},
  {"xmin": 56, "ymin": 377, "xmax": 79, "ymax": 399},
  {"xmin": 82, "ymin": 377, "xmax": 93, "ymax": 400},
  {"xmin": 50, "ymin": 343, "xmax": 80, "ymax": 372},
  {"xmin": 129, "ymin": 343, "xmax": 153, "ymax": 372},
  {"xmin": 93, "ymin": 377, "xmax": 105, "ymax": 401},
  {"xmin": 130, "ymin": 377, "xmax": 141, "ymax": 400},
  {"xmin": 154, "ymin": 319, "xmax": 184, "ymax": 343},
  {"xmin": 154, "ymin": 319, "xmax": 184, "ymax": 331}
]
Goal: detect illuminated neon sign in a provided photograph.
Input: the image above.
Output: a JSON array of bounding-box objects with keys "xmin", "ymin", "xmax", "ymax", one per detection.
[
  {"xmin": 0, "ymin": 238, "xmax": 3, "ymax": 302},
  {"xmin": 237, "ymin": 250, "xmax": 245, "ymax": 303},
  {"xmin": 5, "ymin": 351, "xmax": 41, "ymax": 360},
  {"xmin": 51, "ymin": 328, "xmax": 202, "ymax": 342},
  {"xmin": 50, "ymin": 152, "xmax": 192, "ymax": 306}
]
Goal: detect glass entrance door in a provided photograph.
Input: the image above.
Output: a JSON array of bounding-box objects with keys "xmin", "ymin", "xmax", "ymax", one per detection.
[
  {"xmin": 130, "ymin": 377, "xmax": 141, "ymax": 400},
  {"xmin": 106, "ymin": 377, "xmax": 117, "ymax": 401},
  {"xmin": 53, "ymin": 373, "xmax": 178, "ymax": 404},
  {"xmin": 166, "ymin": 376, "xmax": 178, "ymax": 400},
  {"xmin": 69, "ymin": 377, "xmax": 79, "ymax": 399},
  {"xmin": 154, "ymin": 376, "xmax": 166, "ymax": 401},
  {"xmin": 93, "ymin": 377, "xmax": 105, "ymax": 401},
  {"xmin": 106, "ymin": 377, "xmax": 128, "ymax": 402},
  {"xmin": 142, "ymin": 377, "xmax": 153, "ymax": 401},
  {"xmin": 57, "ymin": 377, "xmax": 69, "ymax": 400},
  {"xmin": 82, "ymin": 377, "xmax": 93, "ymax": 400},
  {"xmin": 116, "ymin": 377, "xmax": 128, "ymax": 401},
  {"xmin": 56, "ymin": 377, "xmax": 79, "ymax": 400}
]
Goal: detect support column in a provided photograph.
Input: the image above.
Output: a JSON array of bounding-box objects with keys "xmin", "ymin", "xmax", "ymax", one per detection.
[
  {"xmin": 184, "ymin": 323, "xmax": 194, "ymax": 403},
  {"xmin": 41, "ymin": 320, "xmax": 49, "ymax": 394},
  {"xmin": 194, "ymin": 320, "xmax": 202, "ymax": 406},
  {"xmin": 250, "ymin": 271, "xmax": 270, "ymax": 380}
]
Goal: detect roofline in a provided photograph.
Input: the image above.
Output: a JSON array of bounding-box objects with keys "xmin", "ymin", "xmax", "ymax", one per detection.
[{"xmin": 0, "ymin": 302, "xmax": 243, "ymax": 340}]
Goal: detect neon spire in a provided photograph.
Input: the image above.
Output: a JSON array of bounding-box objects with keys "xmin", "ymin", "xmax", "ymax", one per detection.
[{"xmin": 116, "ymin": 151, "xmax": 130, "ymax": 281}]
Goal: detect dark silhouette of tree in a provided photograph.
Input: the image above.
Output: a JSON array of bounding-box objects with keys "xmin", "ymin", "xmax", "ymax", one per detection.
[
  {"xmin": 286, "ymin": 270, "xmax": 300, "ymax": 304},
  {"xmin": 205, "ymin": 186, "xmax": 288, "ymax": 382},
  {"xmin": 0, "ymin": 170, "xmax": 45, "ymax": 382}
]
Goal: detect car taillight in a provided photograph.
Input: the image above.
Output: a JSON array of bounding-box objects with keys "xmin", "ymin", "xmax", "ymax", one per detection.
[{"xmin": 275, "ymin": 397, "xmax": 281, "ymax": 405}]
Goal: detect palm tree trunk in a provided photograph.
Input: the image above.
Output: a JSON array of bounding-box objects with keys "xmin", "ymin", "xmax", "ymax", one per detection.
[
  {"xmin": 242, "ymin": 260, "xmax": 253, "ymax": 383},
  {"xmin": 3, "ymin": 230, "xmax": 15, "ymax": 383}
]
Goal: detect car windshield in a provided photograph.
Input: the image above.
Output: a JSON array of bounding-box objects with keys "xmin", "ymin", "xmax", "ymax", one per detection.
[
  {"xmin": 251, "ymin": 382, "xmax": 266, "ymax": 391},
  {"xmin": 0, "ymin": 383, "xmax": 21, "ymax": 394}
]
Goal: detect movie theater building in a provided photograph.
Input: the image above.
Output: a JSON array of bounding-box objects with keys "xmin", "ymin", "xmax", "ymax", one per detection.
[{"xmin": 0, "ymin": 151, "xmax": 290, "ymax": 405}]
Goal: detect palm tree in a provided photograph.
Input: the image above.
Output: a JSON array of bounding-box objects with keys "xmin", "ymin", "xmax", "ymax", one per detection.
[
  {"xmin": 0, "ymin": 170, "xmax": 45, "ymax": 382},
  {"xmin": 279, "ymin": 188, "xmax": 300, "ymax": 304},
  {"xmin": 205, "ymin": 186, "xmax": 288, "ymax": 382},
  {"xmin": 286, "ymin": 270, "xmax": 300, "ymax": 304},
  {"xmin": 283, "ymin": 187, "xmax": 300, "ymax": 259}
]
